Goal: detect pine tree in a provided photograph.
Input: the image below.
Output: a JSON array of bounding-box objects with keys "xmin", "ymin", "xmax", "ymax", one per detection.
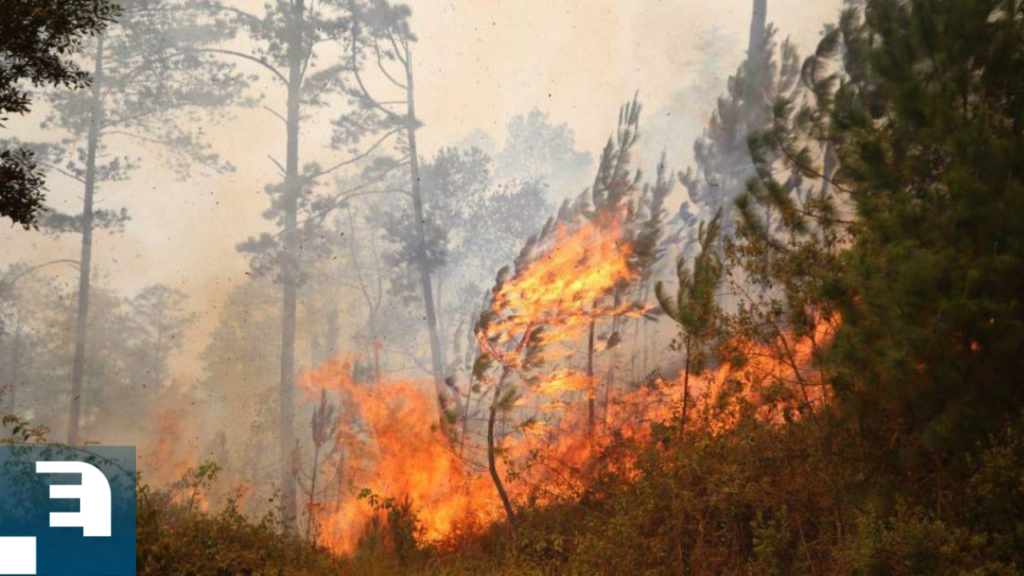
[
  {"xmin": 677, "ymin": 1, "xmax": 802, "ymax": 240},
  {"xmin": 25, "ymin": 0, "xmax": 244, "ymax": 445},
  {"xmin": 737, "ymin": 0, "xmax": 1024, "ymax": 482},
  {"xmin": 655, "ymin": 210, "xmax": 723, "ymax": 430}
]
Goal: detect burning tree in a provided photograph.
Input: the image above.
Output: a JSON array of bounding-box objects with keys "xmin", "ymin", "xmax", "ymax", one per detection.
[
  {"xmin": 474, "ymin": 218, "xmax": 640, "ymax": 523},
  {"xmin": 472, "ymin": 99, "xmax": 652, "ymax": 524},
  {"xmin": 305, "ymin": 388, "xmax": 340, "ymax": 540}
]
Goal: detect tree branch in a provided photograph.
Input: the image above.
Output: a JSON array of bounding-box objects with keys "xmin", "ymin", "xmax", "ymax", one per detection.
[
  {"xmin": 268, "ymin": 155, "xmax": 286, "ymax": 175},
  {"xmin": 264, "ymin": 105, "xmax": 287, "ymax": 124},
  {"xmin": 187, "ymin": 48, "xmax": 288, "ymax": 85},
  {"xmin": 40, "ymin": 163, "xmax": 86, "ymax": 185},
  {"xmin": 287, "ymin": 158, "xmax": 410, "ymax": 236},
  {"xmin": 374, "ymin": 39, "xmax": 407, "ymax": 89},
  {"xmin": 351, "ymin": 23, "xmax": 402, "ymax": 122},
  {"xmin": 0, "ymin": 259, "xmax": 80, "ymax": 288},
  {"xmin": 387, "ymin": 29, "xmax": 408, "ymax": 68},
  {"xmin": 309, "ymin": 127, "xmax": 401, "ymax": 180}
]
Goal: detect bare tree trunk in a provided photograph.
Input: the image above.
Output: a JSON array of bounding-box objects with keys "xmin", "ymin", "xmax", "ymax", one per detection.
[
  {"xmin": 306, "ymin": 442, "xmax": 321, "ymax": 541},
  {"xmin": 630, "ymin": 284, "xmax": 650, "ymax": 383},
  {"xmin": 681, "ymin": 333, "xmax": 693, "ymax": 434},
  {"xmin": 603, "ymin": 298, "xmax": 624, "ymax": 425},
  {"xmin": 67, "ymin": 35, "xmax": 105, "ymax": 445},
  {"xmin": 748, "ymin": 0, "xmax": 768, "ymax": 57},
  {"xmin": 371, "ymin": 333, "xmax": 382, "ymax": 385},
  {"xmin": 403, "ymin": 47, "xmax": 448, "ymax": 418},
  {"xmin": 642, "ymin": 313, "xmax": 650, "ymax": 377},
  {"xmin": 460, "ymin": 381, "xmax": 473, "ymax": 458},
  {"xmin": 587, "ymin": 319, "xmax": 596, "ymax": 436},
  {"xmin": 436, "ymin": 271, "xmax": 448, "ymax": 369},
  {"xmin": 278, "ymin": 0, "xmax": 305, "ymax": 534},
  {"xmin": 487, "ymin": 368, "xmax": 516, "ymax": 525}
]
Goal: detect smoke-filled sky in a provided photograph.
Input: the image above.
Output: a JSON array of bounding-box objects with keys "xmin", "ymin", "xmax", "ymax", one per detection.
[{"xmin": 2, "ymin": 0, "xmax": 841, "ymax": 381}]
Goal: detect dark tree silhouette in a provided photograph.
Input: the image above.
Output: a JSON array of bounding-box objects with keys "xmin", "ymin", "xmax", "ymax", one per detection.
[{"xmin": 0, "ymin": 0, "xmax": 119, "ymax": 228}]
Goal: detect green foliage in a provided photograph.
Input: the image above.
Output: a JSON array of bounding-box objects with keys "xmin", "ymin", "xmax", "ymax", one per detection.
[
  {"xmin": 406, "ymin": 413, "xmax": 1024, "ymax": 575},
  {"xmin": 835, "ymin": 504, "xmax": 1018, "ymax": 576},
  {"xmin": 0, "ymin": 413, "xmax": 49, "ymax": 445},
  {"xmin": 656, "ymin": 209, "xmax": 724, "ymax": 425},
  {"xmin": 830, "ymin": 0, "xmax": 1024, "ymax": 469},
  {"xmin": 0, "ymin": 271, "xmax": 200, "ymax": 439},
  {"xmin": 0, "ymin": 149, "xmax": 45, "ymax": 229},
  {"xmin": 495, "ymin": 107, "xmax": 593, "ymax": 196},
  {"xmin": 655, "ymin": 210, "xmax": 723, "ymax": 347},
  {"xmin": 356, "ymin": 490, "xmax": 425, "ymax": 567},
  {"xmin": 965, "ymin": 413, "xmax": 1024, "ymax": 566},
  {"xmin": 0, "ymin": 0, "xmax": 119, "ymax": 228},
  {"xmin": 137, "ymin": 481, "xmax": 348, "ymax": 575},
  {"xmin": 751, "ymin": 508, "xmax": 796, "ymax": 576},
  {"xmin": 739, "ymin": 0, "xmax": 1024, "ymax": 480}
]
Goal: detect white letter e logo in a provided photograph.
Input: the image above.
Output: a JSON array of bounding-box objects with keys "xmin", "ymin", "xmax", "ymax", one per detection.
[{"xmin": 35, "ymin": 461, "xmax": 112, "ymax": 537}]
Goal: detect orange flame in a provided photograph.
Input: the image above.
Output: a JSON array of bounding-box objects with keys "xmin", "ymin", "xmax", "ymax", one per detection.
[
  {"xmin": 297, "ymin": 360, "xmax": 502, "ymax": 554},
  {"xmin": 482, "ymin": 218, "xmax": 639, "ymax": 359},
  {"xmin": 292, "ymin": 327, "xmax": 837, "ymax": 555},
  {"xmin": 139, "ymin": 381, "xmax": 201, "ymax": 488},
  {"xmin": 286, "ymin": 210, "xmax": 839, "ymax": 556},
  {"xmin": 535, "ymin": 370, "xmax": 591, "ymax": 396}
]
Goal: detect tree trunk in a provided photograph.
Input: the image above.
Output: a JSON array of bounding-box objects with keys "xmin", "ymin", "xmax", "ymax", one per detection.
[
  {"xmin": 403, "ymin": 47, "xmax": 448, "ymax": 417},
  {"xmin": 436, "ymin": 271, "xmax": 448, "ymax": 369},
  {"xmin": 642, "ymin": 306, "xmax": 651, "ymax": 377},
  {"xmin": 587, "ymin": 319, "xmax": 596, "ymax": 436},
  {"xmin": 602, "ymin": 298, "xmax": 624, "ymax": 425},
  {"xmin": 748, "ymin": 0, "xmax": 768, "ymax": 57},
  {"xmin": 487, "ymin": 368, "xmax": 516, "ymax": 525},
  {"xmin": 306, "ymin": 442, "xmax": 321, "ymax": 541},
  {"xmin": 67, "ymin": 35, "xmax": 105, "ymax": 445},
  {"xmin": 630, "ymin": 284, "xmax": 650, "ymax": 382},
  {"xmin": 460, "ymin": 381, "xmax": 473, "ymax": 458},
  {"xmin": 681, "ymin": 333, "xmax": 693, "ymax": 434},
  {"xmin": 371, "ymin": 331, "xmax": 382, "ymax": 385},
  {"xmin": 278, "ymin": 0, "xmax": 304, "ymax": 534}
]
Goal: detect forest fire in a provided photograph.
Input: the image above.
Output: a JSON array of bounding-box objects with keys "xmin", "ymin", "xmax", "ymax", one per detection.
[
  {"xmin": 289, "ymin": 206, "xmax": 839, "ymax": 554},
  {"xmin": 4, "ymin": 0, "xmax": 1018, "ymax": 572},
  {"xmin": 293, "ymin": 314, "xmax": 837, "ymax": 554}
]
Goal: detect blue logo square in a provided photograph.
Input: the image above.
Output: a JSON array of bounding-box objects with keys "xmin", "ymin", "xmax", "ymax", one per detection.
[{"xmin": 0, "ymin": 446, "xmax": 136, "ymax": 575}]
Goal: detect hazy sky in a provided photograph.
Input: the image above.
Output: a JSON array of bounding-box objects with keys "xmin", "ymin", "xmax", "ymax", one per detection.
[{"xmin": 2, "ymin": 0, "xmax": 842, "ymax": 379}]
